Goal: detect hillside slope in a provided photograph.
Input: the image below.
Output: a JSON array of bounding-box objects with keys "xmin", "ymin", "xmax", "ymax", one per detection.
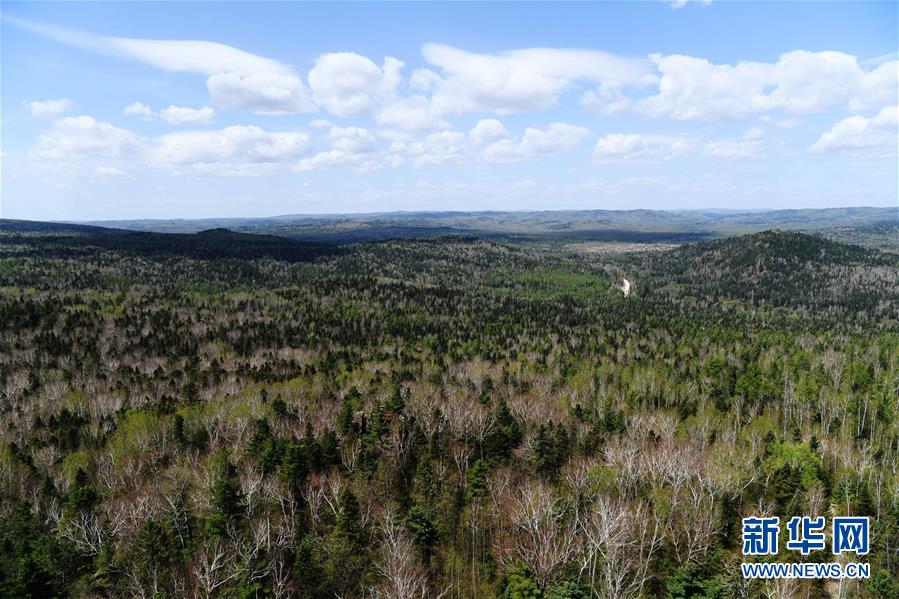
[{"xmin": 643, "ymin": 230, "xmax": 899, "ymax": 318}]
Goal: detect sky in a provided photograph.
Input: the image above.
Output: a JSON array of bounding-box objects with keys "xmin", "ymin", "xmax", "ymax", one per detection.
[{"xmin": 1, "ymin": 1, "xmax": 897, "ymax": 221}]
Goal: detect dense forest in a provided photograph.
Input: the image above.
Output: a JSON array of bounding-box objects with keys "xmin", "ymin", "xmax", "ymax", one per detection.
[{"xmin": 1, "ymin": 222, "xmax": 898, "ymax": 598}]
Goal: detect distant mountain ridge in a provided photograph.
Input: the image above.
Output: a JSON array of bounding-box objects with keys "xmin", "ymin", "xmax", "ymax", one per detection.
[
  {"xmin": 65, "ymin": 206, "xmax": 896, "ymax": 246},
  {"xmin": 0, "ymin": 220, "xmax": 342, "ymax": 263}
]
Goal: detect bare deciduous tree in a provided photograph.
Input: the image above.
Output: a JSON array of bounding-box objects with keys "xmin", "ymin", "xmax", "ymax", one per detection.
[{"xmin": 369, "ymin": 509, "xmax": 448, "ymax": 599}]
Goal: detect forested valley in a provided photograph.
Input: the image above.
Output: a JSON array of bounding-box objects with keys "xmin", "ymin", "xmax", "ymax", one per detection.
[{"xmin": 1, "ymin": 223, "xmax": 898, "ymax": 598}]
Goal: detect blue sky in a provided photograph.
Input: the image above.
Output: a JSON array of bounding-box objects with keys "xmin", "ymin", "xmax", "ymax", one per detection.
[{"xmin": 1, "ymin": 1, "xmax": 897, "ymax": 220}]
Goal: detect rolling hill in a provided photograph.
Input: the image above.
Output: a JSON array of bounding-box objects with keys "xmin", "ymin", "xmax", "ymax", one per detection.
[{"xmin": 643, "ymin": 230, "xmax": 899, "ymax": 317}]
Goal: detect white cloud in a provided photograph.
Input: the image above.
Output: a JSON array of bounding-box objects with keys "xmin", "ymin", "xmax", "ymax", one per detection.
[
  {"xmin": 769, "ymin": 51, "xmax": 875, "ymax": 112},
  {"xmin": 636, "ymin": 51, "xmax": 898, "ymax": 120},
  {"xmin": 292, "ymin": 126, "xmax": 381, "ymax": 172},
  {"xmin": 375, "ymin": 95, "xmax": 449, "ymax": 131},
  {"xmin": 9, "ymin": 17, "xmax": 313, "ymax": 115},
  {"xmin": 469, "ymin": 119, "xmax": 509, "ymax": 145},
  {"xmin": 12, "ymin": 13, "xmax": 898, "ymax": 135},
  {"xmin": 518, "ymin": 123, "xmax": 592, "ymax": 155},
  {"xmin": 6, "ymin": 16, "xmax": 290, "ymax": 76},
  {"xmin": 593, "ymin": 133, "xmax": 694, "ymax": 160},
  {"xmin": 29, "ymin": 116, "xmax": 140, "ymax": 160},
  {"xmin": 28, "ymin": 116, "xmax": 318, "ymax": 176},
  {"xmin": 296, "ymin": 121, "xmax": 590, "ymax": 170},
  {"xmin": 809, "ymin": 105, "xmax": 898, "ymax": 158},
  {"xmin": 851, "ymin": 60, "xmax": 899, "ymax": 110},
  {"xmin": 109, "ymin": 38, "xmax": 287, "ymax": 76},
  {"xmin": 159, "ymin": 105, "xmax": 216, "ymax": 125},
  {"xmin": 422, "ymin": 43, "xmax": 653, "ymax": 115},
  {"xmin": 206, "ymin": 72, "xmax": 315, "ymax": 115},
  {"xmin": 703, "ymin": 127, "xmax": 766, "ymax": 159},
  {"xmin": 327, "ymin": 126, "xmax": 378, "ymax": 154},
  {"xmin": 308, "ymin": 53, "xmax": 401, "ymax": 118},
  {"xmin": 123, "ymin": 101, "xmax": 155, "ymax": 119},
  {"xmin": 668, "ymin": 0, "xmax": 712, "ymax": 9},
  {"xmin": 25, "ymin": 98, "xmax": 73, "ymax": 117},
  {"xmin": 294, "ymin": 151, "xmax": 353, "ymax": 172},
  {"xmin": 125, "ymin": 101, "xmax": 217, "ymax": 125},
  {"xmin": 410, "ymin": 68, "xmax": 441, "ymax": 92},
  {"xmin": 592, "ymin": 129, "xmax": 763, "ymax": 161},
  {"xmin": 151, "ymin": 125, "xmax": 310, "ymax": 174},
  {"xmin": 483, "ymin": 123, "xmax": 591, "ymax": 162},
  {"xmin": 636, "ymin": 54, "xmax": 775, "ymax": 120},
  {"xmin": 379, "ymin": 57, "xmax": 405, "ymax": 98},
  {"xmin": 580, "ymin": 81, "xmax": 634, "ymax": 115},
  {"xmin": 293, "ymin": 149, "xmax": 384, "ymax": 172},
  {"xmin": 407, "ymin": 131, "xmax": 469, "ymax": 167},
  {"xmin": 304, "ymin": 52, "xmax": 449, "ymax": 130}
]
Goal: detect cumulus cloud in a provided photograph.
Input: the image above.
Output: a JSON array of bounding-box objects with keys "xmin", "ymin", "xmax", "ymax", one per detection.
[
  {"xmin": 410, "ymin": 68, "xmax": 441, "ymax": 92},
  {"xmin": 293, "ymin": 149, "xmax": 383, "ymax": 172},
  {"xmin": 593, "ymin": 133, "xmax": 695, "ymax": 160},
  {"xmin": 151, "ymin": 126, "xmax": 310, "ymax": 174},
  {"xmin": 375, "ymin": 95, "xmax": 449, "ymax": 131},
  {"xmin": 407, "ymin": 131, "xmax": 469, "ymax": 167},
  {"xmin": 518, "ymin": 123, "xmax": 592, "ymax": 155},
  {"xmin": 308, "ymin": 53, "xmax": 402, "ymax": 118},
  {"xmin": 327, "ymin": 126, "xmax": 378, "ymax": 154},
  {"xmin": 29, "ymin": 116, "xmax": 315, "ymax": 176},
  {"xmin": 703, "ymin": 127, "xmax": 766, "ymax": 159},
  {"xmin": 123, "ymin": 101, "xmax": 155, "ymax": 119},
  {"xmin": 159, "ymin": 105, "xmax": 216, "ymax": 125},
  {"xmin": 123, "ymin": 102, "xmax": 217, "ymax": 124},
  {"xmin": 305, "ymin": 53, "xmax": 449, "ymax": 129},
  {"xmin": 422, "ymin": 44, "xmax": 653, "ymax": 115},
  {"xmin": 636, "ymin": 51, "xmax": 898, "ymax": 120},
  {"xmin": 294, "ymin": 126, "xmax": 382, "ymax": 171},
  {"xmin": 580, "ymin": 81, "xmax": 634, "ymax": 115},
  {"xmin": 12, "ymin": 13, "xmax": 897, "ymax": 137},
  {"xmin": 469, "ymin": 119, "xmax": 509, "ymax": 145},
  {"xmin": 851, "ymin": 60, "xmax": 899, "ymax": 110},
  {"xmin": 305, "ymin": 44, "xmax": 893, "ymax": 128},
  {"xmin": 482, "ymin": 123, "xmax": 591, "ymax": 163},
  {"xmin": 206, "ymin": 72, "xmax": 315, "ymax": 115},
  {"xmin": 809, "ymin": 105, "xmax": 898, "ymax": 158},
  {"xmin": 29, "ymin": 116, "xmax": 141, "ymax": 160},
  {"xmin": 293, "ymin": 151, "xmax": 356, "ymax": 172},
  {"xmin": 294, "ymin": 120, "xmax": 591, "ymax": 170},
  {"xmin": 25, "ymin": 98, "xmax": 73, "ymax": 117},
  {"xmin": 592, "ymin": 129, "xmax": 765, "ymax": 161}
]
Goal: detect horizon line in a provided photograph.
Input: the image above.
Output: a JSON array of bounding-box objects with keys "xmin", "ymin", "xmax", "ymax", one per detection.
[{"xmin": 45, "ymin": 204, "xmax": 899, "ymax": 224}]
